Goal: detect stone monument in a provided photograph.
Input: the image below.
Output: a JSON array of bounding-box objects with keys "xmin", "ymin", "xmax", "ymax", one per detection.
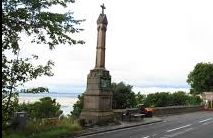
[{"xmin": 80, "ymin": 4, "xmax": 114, "ymax": 124}]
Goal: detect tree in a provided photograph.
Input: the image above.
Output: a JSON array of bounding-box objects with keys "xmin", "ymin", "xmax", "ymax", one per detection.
[
  {"xmin": 144, "ymin": 91, "xmax": 202, "ymax": 107},
  {"xmin": 70, "ymin": 82, "xmax": 138, "ymax": 118},
  {"xmin": 2, "ymin": 0, "xmax": 84, "ymax": 129},
  {"xmin": 186, "ymin": 95, "xmax": 202, "ymax": 105},
  {"xmin": 18, "ymin": 97, "xmax": 62, "ymax": 119},
  {"xmin": 144, "ymin": 92, "xmax": 172, "ymax": 107},
  {"xmin": 112, "ymin": 82, "xmax": 137, "ymax": 109},
  {"xmin": 135, "ymin": 92, "xmax": 146, "ymax": 105},
  {"xmin": 171, "ymin": 91, "xmax": 188, "ymax": 106},
  {"xmin": 187, "ymin": 62, "xmax": 213, "ymax": 94},
  {"xmin": 70, "ymin": 93, "xmax": 84, "ymax": 118}
]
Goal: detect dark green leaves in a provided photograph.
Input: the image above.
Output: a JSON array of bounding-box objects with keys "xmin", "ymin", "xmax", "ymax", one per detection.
[
  {"xmin": 187, "ymin": 62, "xmax": 213, "ymax": 94},
  {"xmin": 112, "ymin": 82, "xmax": 137, "ymax": 109},
  {"xmin": 144, "ymin": 91, "xmax": 202, "ymax": 107},
  {"xmin": 2, "ymin": 0, "xmax": 85, "ymax": 52},
  {"xmin": 2, "ymin": 0, "xmax": 84, "ymax": 129},
  {"xmin": 18, "ymin": 97, "xmax": 62, "ymax": 119},
  {"xmin": 70, "ymin": 93, "xmax": 84, "ymax": 118}
]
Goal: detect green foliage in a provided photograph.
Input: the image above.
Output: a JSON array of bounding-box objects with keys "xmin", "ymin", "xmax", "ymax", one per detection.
[
  {"xmin": 135, "ymin": 92, "xmax": 146, "ymax": 105},
  {"xmin": 112, "ymin": 82, "xmax": 137, "ymax": 109},
  {"xmin": 2, "ymin": 54, "xmax": 53, "ymax": 128},
  {"xmin": 2, "ymin": 0, "xmax": 85, "ymax": 52},
  {"xmin": 18, "ymin": 97, "xmax": 62, "ymax": 119},
  {"xmin": 70, "ymin": 93, "xmax": 84, "ymax": 118},
  {"xmin": 187, "ymin": 96, "xmax": 203, "ymax": 105},
  {"xmin": 171, "ymin": 91, "xmax": 189, "ymax": 106},
  {"xmin": 2, "ymin": 0, "xmax": 84, "ymax": 129},
  {"xmin": 70, "ymin": 82, "xmax": 138, "ymax": 118},
  {"xmin": 187, "ymin": 62, "xmax": 213, "ymax": 94},
  {"xmin": 4, "ymin": 117, "xmax": 81, "ymax": 138},
  {"xmin": 144, "ymin": 92, "xmax": 172, "ymax": 107},
  {"xmin": 144, "ymin": 91, "xmax": 203, "ymax": 107},
  {"xmin": 70, "ymin": 82, "xmax": 202, "ymax": 118}
]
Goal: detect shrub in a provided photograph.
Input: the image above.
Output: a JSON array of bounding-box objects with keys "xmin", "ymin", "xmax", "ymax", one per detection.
[
  {"xmin": 4, "ymin": 117, "xmax": 82, "ymax": 138},
  {"xmin": 187, "ymin": 95, "xmax": 202, "ymax": 105},
  {"xmin": 112, "ymin": 82, "xmax": 137, "ymax": 109},
  {"xmin": 70, "ymin": 93, "xmax": 84, "ymax": 118},
  {"xmin": 18, "ymin": 97, "xmax": 62, "ymax": 119},
  {"xmin": 144, "ymin": 91, "xmax": 203, "ymax": 107},
  {"xmin": 144, "ymin": 92, "xmax": 172, "ymax": 107},
  {"xmin": 171, "ymin": 91, "xmax": 189, "ymax": 106}
]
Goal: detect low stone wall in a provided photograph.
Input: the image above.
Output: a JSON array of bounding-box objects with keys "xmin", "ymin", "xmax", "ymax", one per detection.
[
  {"xmin": 152, "ymin": 105, "xmax": 204, "ymax": 116},
  {"xmin": 113, "ymin": 109, "xmax": 126, "ymax": 121},
  {"xmin": 113, "ymin": 105, "xmax": 204, "ymax": 120}
]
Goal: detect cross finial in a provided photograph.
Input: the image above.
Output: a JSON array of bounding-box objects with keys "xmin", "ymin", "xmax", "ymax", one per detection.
[{"xmin": 100, "ymin": 3, "xmax": 106, "ymax": 14}]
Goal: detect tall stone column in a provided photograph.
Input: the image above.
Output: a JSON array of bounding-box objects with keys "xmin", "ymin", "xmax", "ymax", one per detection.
[
  {"xmin": 80, "ymin": 4, "xmax": 114, "ymax": 125},
  {"xmin": 95, "ymin": 13, "xmax": 107, "ymax": 69}
]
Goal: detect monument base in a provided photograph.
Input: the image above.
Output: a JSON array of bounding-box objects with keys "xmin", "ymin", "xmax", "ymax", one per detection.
[
  {"xmin": 80, "ymin": 109, "xmax": 114, "ymax": 125},
  {"xmin": 80, "ymin": 69, "xmax": 114, "ymax": 125}
]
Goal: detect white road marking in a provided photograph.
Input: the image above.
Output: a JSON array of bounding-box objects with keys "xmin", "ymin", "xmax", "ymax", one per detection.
[
  {"xmin": 152, "ymin": 134, "xmax": 157, "ymax": 137},
  {"xmin": 166, "ymin": 124, "xmax": 192, "ymax": 132},
  {"xmin": 202, "ymin": 121, "xmax": 213, "ymax": 125},
  {"xmin": 199, "ymin": 118, "xmax": 212, "ymax": 123},
  {"xmin": 142, "ymin": 136, "xmax": 150, "ymax": 138},
  {"xmin": 162, "ymin": 128, "xmax": 193, "ymax": 138}
]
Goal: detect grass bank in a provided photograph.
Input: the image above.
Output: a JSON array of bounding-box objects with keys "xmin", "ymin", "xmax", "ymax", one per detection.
[{"xmin": 3, "ymin": 117, "xmax": 82, "ymax": 138}]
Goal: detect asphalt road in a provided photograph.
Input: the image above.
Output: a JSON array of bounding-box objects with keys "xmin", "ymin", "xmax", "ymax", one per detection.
[{"xmin": 79, "ymin": 111, "xmax": 213, "ymax": 138}]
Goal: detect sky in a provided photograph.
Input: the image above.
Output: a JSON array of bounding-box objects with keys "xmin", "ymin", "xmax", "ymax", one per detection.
[{"xmin": 21, "ymin": 0, "xmax": 213, "ymax": 94}]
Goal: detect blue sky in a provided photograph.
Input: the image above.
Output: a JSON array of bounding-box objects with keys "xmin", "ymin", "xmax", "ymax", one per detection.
[{"xmin": 20, "ymin": 0, "xmax": 213, "ymax": 94}]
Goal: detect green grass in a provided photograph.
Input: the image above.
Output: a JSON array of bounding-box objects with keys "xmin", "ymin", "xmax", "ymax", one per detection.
[
  {"xmin": 4, "ymin": 133, "xmax": 26, "ymax": 138},
  {"xmin": 4, "ymin": 128, "xmax": 78, "ymax": 138},
  {"xmin": 3, "ymin": 117, "xmax": 82, "ymax": 138},
  {"xmin": 28, "ymin": 127, "xmax": 79, "ymax": 138}
]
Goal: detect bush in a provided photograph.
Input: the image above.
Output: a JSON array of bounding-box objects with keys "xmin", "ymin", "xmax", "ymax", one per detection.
[
  {"xmin": 70, "ymin": 93, "xmax": 84, "ymax": 118},
  {"xmin": 187, "ymin": 95, "xmax": 202, "ymax": 105},
  {"xmin": 144, "ymin": 92, "xmax": 172, "ymax": 107},
  {"xmin": 4, "ymin": 117, "xmax": 82, "ymax": 138},
  {"xmin": 144, "ymin": 91, "xmax": 203, "ymax": 107},
  {"xmin": 112, "ymin": 82, "xmax": 137, "ymax": 109},
  {"xmin": 18, "ymin": 97, "xmax": 62, "ymax": 119},
  {"xmin": 171, "ymin": 91, "xmax": 189, "ymax": 106},
  {"xmin": 135, "ymin": 92, "xmax": 146, "ymax": 105},
  {"xmin": 70, "ymin": 82, "xmax": 138, "ymax": 118}
]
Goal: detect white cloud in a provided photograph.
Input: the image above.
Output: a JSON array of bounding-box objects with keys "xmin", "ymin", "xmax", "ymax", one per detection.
[{"xmin": 23, "ymin": 0, "xmax": 213, "ymax": 93}]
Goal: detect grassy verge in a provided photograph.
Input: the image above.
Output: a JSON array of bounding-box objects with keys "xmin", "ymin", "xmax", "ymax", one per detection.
[{"xmin": 3, "ymin": 117, "xmax": 82, "ymax": 138}]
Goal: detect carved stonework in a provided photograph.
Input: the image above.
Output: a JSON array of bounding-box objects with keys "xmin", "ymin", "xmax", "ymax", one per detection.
[
  {"xmin": 80, "ymin": 4, "xmax": 114, "ymax": 125},
  {"xmin": 86, "ymin": 69, "xmax": 112, "ymax": 93},
  {"xmin": 97, "ymin": 14, "xmax": 108, "ymax": 25}
]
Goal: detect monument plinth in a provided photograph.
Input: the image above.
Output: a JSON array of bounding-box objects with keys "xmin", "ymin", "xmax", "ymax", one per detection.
[{"xmin": 80, "ymin": 4, "xmax": 114, "ymax": 124}]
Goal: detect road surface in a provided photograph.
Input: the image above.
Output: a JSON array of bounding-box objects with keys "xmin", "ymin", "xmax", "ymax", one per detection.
[{"xmin": 79, "ymin": 111, "xmax": 213, "ymax": 138}]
